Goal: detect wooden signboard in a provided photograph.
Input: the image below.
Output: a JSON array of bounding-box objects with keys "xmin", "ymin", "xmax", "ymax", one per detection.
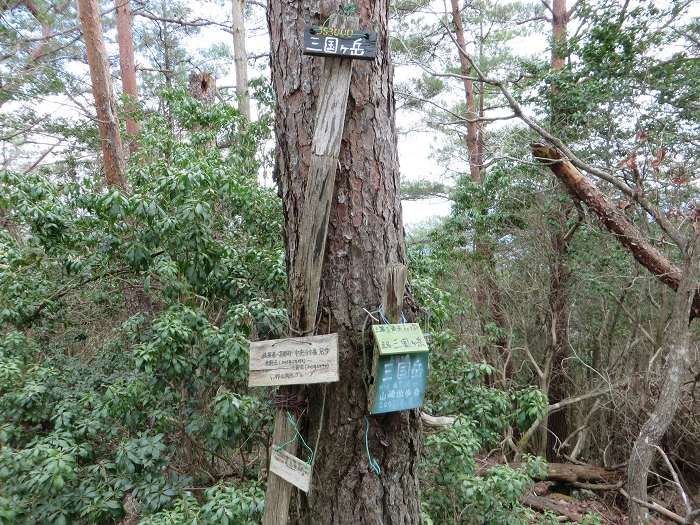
[
  {"xmin": 303, "ymin": 26, "xmax": 377, "ymax": 60},
  {"xmin": 369, "ymin": 324, "xmax": 429, "ymax": 414},
  {"xmin": 269, "ymin": 448, "xmax": 312, "ymax": 493},
  {"xmin": 248, "ymin": 334, "xmax": 338, "ymax": 387}
]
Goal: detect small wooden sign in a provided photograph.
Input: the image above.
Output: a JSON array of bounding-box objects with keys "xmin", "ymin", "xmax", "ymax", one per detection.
[
  {"xmin": 248, "ymin": 334, "xmax": 339, "ymax": 387},
  {"xmin": 303, "ymin": 26, "xmax": 378, "ymax": 60},
  {"xmin": 269, "ymin": 448, "xmax": 312, "ymax": 493},
  {"xmin": 371, "ymin": 323, "xmax": 429, "ymax": 355}
]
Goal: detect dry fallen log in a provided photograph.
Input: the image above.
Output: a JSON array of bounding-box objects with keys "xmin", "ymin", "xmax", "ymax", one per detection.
[
  {"xmin": 531, "ymin": 143, "xmax": 700, "ymax": 320},
  {"xmin": 536, "ymin": 463, "xmax": 623, "ymax": 485},
  {"xmin": 521, "ymin": 494, "xmax": 584, "ymax": 522}
]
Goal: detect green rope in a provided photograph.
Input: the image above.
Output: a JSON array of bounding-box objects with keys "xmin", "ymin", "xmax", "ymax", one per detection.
[
  {"xmin": 364, "ymin": 416, "xmax": 381, "ymax": 476},
  {"xmin": 274, "ymin": 411, "xmax": 315, "ymax": 465},
  {"xmin": 342, "ymin": 3, "xmax": 358, "ymax": 15},
  {"xmin": 311, "ymin": 385, "xmax": 327, "ymax": 468}
]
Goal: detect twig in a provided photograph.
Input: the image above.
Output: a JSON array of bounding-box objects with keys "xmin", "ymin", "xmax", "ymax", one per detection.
[
  {"xmin": 571, "ymin": 480, "xmax": 624, "ymax": 491},
  {"xmin": 652, "ymin": 445, "xmax": 692, "ymax": 516},
  {"xmin": 23, "ymin": 140, "xmax": 62, "ymax": 173},
  {"xmin": 516, "ymin": 382, "xmax": 626, "ymax": 455}
]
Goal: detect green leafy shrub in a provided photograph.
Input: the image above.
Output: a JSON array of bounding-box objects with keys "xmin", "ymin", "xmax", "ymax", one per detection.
[
  {"xmin": 421, "ymin": 417, "xmax": 543, "ymax": 524},
  {"xmin": 140, "ymin": 481, "xmax": 263, "ymax": 525},
  {"xmin": 0, "ymin": 92, "xmax": 280, "ymax": 523}
]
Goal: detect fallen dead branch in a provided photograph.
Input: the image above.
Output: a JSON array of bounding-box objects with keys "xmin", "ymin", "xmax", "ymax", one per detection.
[
  {"xmin": 531, "ymin": 143, "xmax": 700, "ymax": 320},
  {"xmin": 516, "ymin": 383, "xmax": 626, "ymax": 455},
  {"xmin": 570, "ymin": 480, "xmax": 624, "ymax": 491},
  {"xmin": 533, "ymin": 463, "xmax": 623, "ymax": 485},
  {"xmin": 420, "ymin": 411, "xmax": 456, "ymax": 429}
]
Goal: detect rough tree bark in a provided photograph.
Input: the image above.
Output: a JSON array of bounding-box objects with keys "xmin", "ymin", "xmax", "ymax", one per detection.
[
  {"xmin": 263, "ymin": 14, "xmax": 356, "ymax": 524},
  {"xmin": 627, "ymin": 228, "xmax": 699, "ymax": 524},
  {"xmin": 268, "ymin": 0, "xmax": 421, "ymax": 523},
  {"xmin": 115, "ymin": 0, "xmax": 140, "ymax": 151},
  {"xmin": 231, "ymin": 0, "xmax": 251, "ymax": 120},
  {"xmin": 188, "ymin": 72, "xmax": 216, "ymax": 105},
  {"xmin": 78, "ymin": 0, "xmax": 127, "ymax": 189}
]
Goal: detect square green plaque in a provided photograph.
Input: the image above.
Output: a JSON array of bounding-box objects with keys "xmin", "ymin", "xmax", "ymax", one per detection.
[{"xmin": 369, "ymin": 323, "xmax": 430, "ymax": 414}]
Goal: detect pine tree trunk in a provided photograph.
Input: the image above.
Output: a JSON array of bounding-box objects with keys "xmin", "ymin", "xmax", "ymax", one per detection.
[
  {"xmin": 449, "ymin": 0, "xmax": 510, "ymax": 378},
  {"xmin": 231, "ymin": 0, "xmax": 250, "ymax": 120},
  {"xmin": 78, "ymin": 0, "xmax": 127, "ymax": 189},
  {"xmin": 115, "ymin": 0, "xmax": 140, "ymax": 151},
  {"xmin": 551, "ymin": 0, "xmax": 567, "ymax": 71},
  {"xmin": 267, "ymin": 0, "xmax": 421, "ymax": 523},
  {"xmin": 449, "ymin": 0, "xmax": 480, "ymax": 184}
]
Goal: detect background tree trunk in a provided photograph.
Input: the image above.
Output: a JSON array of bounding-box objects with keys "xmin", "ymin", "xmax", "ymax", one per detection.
[
  {"xmin": 551, "ymin": 0, "xmax": 568, "ymax": 71},
  {"xmin": 449, "ymin": 0, "xmax": 510, "ymax": 378},
  {"xmin": 541, "ymin": 0, "xmax": 574, "ymax": 459},
  {"xmin": 268, "ymin": 0, "xmax": 421, "ymax": 523},
  {"xmin": 231, "ymin": 0, "xmax": 250, "ymax": 120},
  {"xmin": 449, "ymin": 0, "xmax": 480, "ymax": 184},
  {"xmin": 627, "ymin": 229, "xmax": 700, "ymax": 524},
  {"xmin": 542, "ymin": 207, "xmax": 575, "ymax": 458},
  {"xmin": 78, "ymin": 0, "xmax": 127, "ymax": 189},
  {"xmin": 115, "ymin": 0, "xmax": 140, "ymax": 151}
]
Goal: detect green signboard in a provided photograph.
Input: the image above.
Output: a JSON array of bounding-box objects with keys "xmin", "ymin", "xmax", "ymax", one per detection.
[
  {"xmin": 371, "ymin": 323, "xmax": 429, "ymax": 355},
  {"xmin": 369, "ymin": 323, "xmax": 429, "ymax": 414},
  {"xmin": 370, "ymin": 352, "xmax": 429, "ymax": 414}
]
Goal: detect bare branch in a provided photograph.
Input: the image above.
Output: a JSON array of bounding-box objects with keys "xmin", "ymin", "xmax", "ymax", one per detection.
[
  {"xmin": 620, "ymin": 489, "xmax": 700, "ymax": 525},
  {"xmin": 133, "ymin": 9, "xmax": 233, "ymax": 34},
  {"xmin": 567, "ymin": 0, "xmax": 581, "ymax": 19},
  {"xmin": 23, "ymin": 140, "xmax": 63, "ymax": 173},
  {"xmin": 652, "ymin": 445, "xmax": 693, "ymax": 516},
  {"xmin": 435, "ymin": 13, "xmax": 686, "ymax": 250}
]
